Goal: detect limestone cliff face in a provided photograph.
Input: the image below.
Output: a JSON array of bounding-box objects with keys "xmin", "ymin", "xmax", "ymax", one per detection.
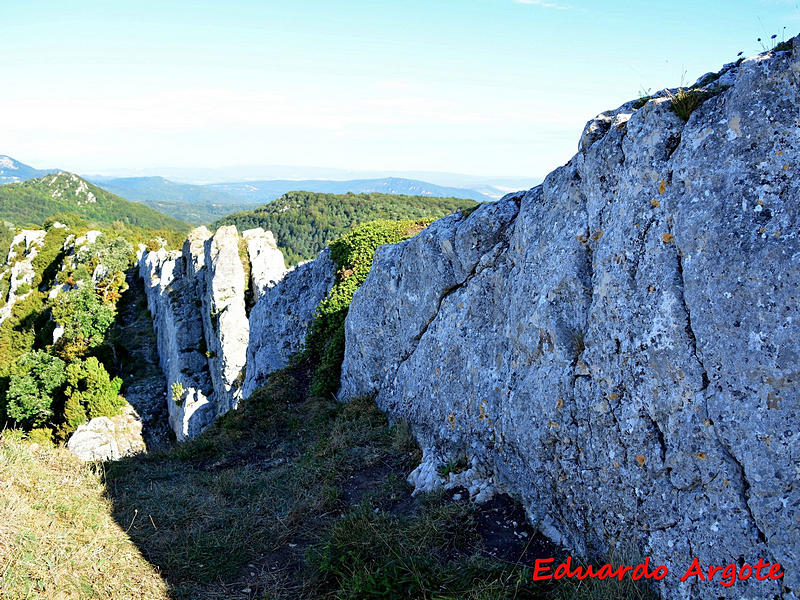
[
  {"xmin": 140, "ymin": 242, "xmax": 215, "ymax": 440},
  {"xmin": 0, "ymin": 229, "xmax": 46, "ymax": 325},
  {"xmin": 339, "ymin": 42, "xmax": 800, "ymax": 599}
]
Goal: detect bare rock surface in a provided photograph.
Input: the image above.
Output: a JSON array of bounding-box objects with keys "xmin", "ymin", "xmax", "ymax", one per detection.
[
  {"xmin": 66, "ymin": 404, "xmax": 146, "ymax": 462},
  {"xmin": 140, "ymin": 225, "xmax": 329, "ymax": 437},
  {"xmin": 339, "ymin": 41, "xmax": 800, "ymax": 600},
  {"xmin": 243, "ymin": 227, "xmax": 287, "ymax": 299},
  {"xmin": 242, "ymin": 249, "xmax": 335, "ymax": 397}
]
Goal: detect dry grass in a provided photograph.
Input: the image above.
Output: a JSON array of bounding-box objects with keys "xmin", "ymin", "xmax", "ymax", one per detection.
[{"xmin": 0, "ymin": 430, "xmax": 169, "ymax": 600}]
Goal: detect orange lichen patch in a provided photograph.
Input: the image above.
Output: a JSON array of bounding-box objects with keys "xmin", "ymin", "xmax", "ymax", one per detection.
[
  {"xmin": 447, "ymin": 413, "xmax": 456, "ymax": 429},
  {"xmin": 607, "ymin": 392, "xmax": 619, "ymax": 401},
  {"xmin": 661, "ymin": 233, "xmax": 674, "ymax": 243},
  {"xmin": 591, "ymin": 229, "xmax": 603, "ymax": 241},
  {"xmin": 650, "ymin": 198, "xmax": 660, "ymax": 208},
  {"xmin": 648, "ymin": 285, "xmax": 656, "ymax": 293},
  {"xmin": 613, "ymin": 461, "xmax": 620, "ymax": 468},
  {"xmin": 723, "ymin": 479, "xmax": 730, "ymax": 487},
  {"xmin": 658, "ymin": 180, "xmax": 667, "ymax": 194},
  {"xmin": 556, "ymin": 397, "xmax": 564, "ymax": 409},
  {"xmin": 784, "ymin": 164, "xmax": 790, "ymax": 170},
  {"xmin": 696, "ymin": 451, "xmax": 707, "ymax": 460},
  {"xmin": 577, "ymin": 234, "xmax": 588, "ymax": 244},
  {"xmin": 636, "ymin": 454, "xmax": 646, "ymax": 466},
  {"xmin": 547, "ymin": 421, "xmax": 560, "ymax": 429},
  {"xmin": 759, "ymin": 227, "xmax": 767, "ymax": 235}
]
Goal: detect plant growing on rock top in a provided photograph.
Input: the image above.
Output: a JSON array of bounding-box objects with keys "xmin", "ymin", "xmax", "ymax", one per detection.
[{"xmin": 667, "ymin": 88, "xmax": 709, "ymax": 122}]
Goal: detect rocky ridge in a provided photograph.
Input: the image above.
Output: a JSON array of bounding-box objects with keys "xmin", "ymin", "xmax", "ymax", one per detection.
[
  {"xmin": 338, "ymin": 40, "xmax": 800, "ymax": 600},
  {"xmin": 139, "ymin": 226, "xmax": 335, "ymax": 439}
]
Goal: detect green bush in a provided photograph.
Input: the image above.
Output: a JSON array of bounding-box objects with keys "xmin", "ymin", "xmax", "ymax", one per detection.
[
  {"xmin": 5, "ymin": 351, "xmax": 66, "ymax": 429},
  {"xmin": 59, "ymin": 357, "xmax": 124, "ymax": 438},
  {"xmin": 31, "ymin": 227, "xmax": 70, "ymax": 289},
  {"xmin": 51, "ymin": 285, "xmax": 116, "ymax": 359},
  {"xmin": 304, "ymin": 219, "xmax": 430, "ymax": 398}
]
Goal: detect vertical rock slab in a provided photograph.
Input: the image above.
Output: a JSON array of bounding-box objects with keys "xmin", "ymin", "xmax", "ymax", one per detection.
[
  {"xmin": 243, "ymin": 228, "xmax": 287, "ymax": 300},
  {"xmin": 197, "ymin": 226, "xmax": 250, "ymax": 414},
  {"xmin": 338, "ymin": 41, "xmax": 800, "ymax": 600},
  {"xmin": 139, "ymin": 245, "xmax": 215, "ymax": 440},
  {"xmin": 243, "ymin": 249, "xmax": 335, "ymax": 397}
]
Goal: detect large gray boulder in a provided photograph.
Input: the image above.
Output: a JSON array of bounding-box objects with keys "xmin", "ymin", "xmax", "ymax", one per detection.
[{"xmin": 339, "ymin": 42, "xmax": 800, "ymax": 600}]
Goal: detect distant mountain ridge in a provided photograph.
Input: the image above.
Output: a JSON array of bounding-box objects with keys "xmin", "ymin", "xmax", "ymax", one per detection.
[
  {"xmin": 208, "ymin": 177, "xmax": 493, "ymax": 203},
  {"xmin": 0, "ymin": 155, "xmax": 520, "ymax": 225},
  {"xmin": 90, "ymin": 176, "xmax": 261, "ymax": 224},
  {"xmin": 0, "ymin": 155, "xmax": 55, "ymax": 184},
  {"xmin": 0, "ymin": 172, "xmax": 187, "ymax": 231}
]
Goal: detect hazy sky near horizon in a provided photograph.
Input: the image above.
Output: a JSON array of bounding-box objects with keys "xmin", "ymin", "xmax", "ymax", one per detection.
[{"xmin": 1, "ymin": 1, "xmax": 797, "ymax": 179}]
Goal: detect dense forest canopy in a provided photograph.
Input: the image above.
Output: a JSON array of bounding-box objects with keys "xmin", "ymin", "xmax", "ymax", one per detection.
[
  {"xmin": 213, "ymin": 190, "xmax": 477, "ymax": 265},
  {"xmin": 0, "ymin": 172, "xmax": 188, "ymax": 231}
]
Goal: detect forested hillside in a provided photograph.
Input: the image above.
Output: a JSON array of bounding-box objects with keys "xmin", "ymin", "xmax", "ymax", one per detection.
[
  {"xmin": 213, "ymin": 191, "xmax": 477, "ymax": 265},
  {"xmin": 0, "ymin": 172, "xmax": 188, "ymax": 231},
  {"xmin": 0, "ymin": 218, "xmax": 179, "ymax": 444}
]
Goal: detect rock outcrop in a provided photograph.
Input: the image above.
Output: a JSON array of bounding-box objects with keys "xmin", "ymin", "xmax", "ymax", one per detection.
[
  {"xmin": 242, "ymin": 228, "xmax": 287, "ymax": 300},
  {"xmin": 67, "ymin": 404, "xmax": 146, "ymax": 462},
  {"xmin": 242, "ymin": 249, "xmax": 335, "ymax": 397},
  {"xmin": 0, "ymin": 229, "xmax": 46, "ymax": 325},
  {"xmin": 140, "ymin": 226, "xmax": 328, "ymax": 438},
  {"xmin": 339, "ymin": 42, "xmax": 800, "ymax": 599}
]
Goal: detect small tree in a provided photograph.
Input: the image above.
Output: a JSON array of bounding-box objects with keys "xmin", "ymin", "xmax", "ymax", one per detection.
[
  {"xmin": 59, "ymin": 356, "xmax": 125, "ymax": 438},
  {"xmin": 51, "ymin": 285, "xmax": 116, "ymax": 359},
  {"xmin": 5, "ymin": 351, "xmax": 66, "ymax": 429}
]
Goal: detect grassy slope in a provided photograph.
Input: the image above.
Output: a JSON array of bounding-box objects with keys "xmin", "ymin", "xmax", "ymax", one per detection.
[
  {"xmin": 1, "ymin": 362, "xmax": 660, "ymax": 600},
  {"xmin": 0, "ymin": 432, "xmax": 169, "ymax": 599},
  {"xmin": 0, "ymin": 173, "xmax": 188, "ymax": 231},
  {"xmin": 213, "ymin": 191, "xmax": 477, "ymax": 265}
]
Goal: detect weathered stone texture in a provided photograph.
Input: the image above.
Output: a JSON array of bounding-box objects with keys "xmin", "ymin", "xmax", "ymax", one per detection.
[{"xmin": 339, "ymin": 41, "xmax": 800, "ymax": 600}]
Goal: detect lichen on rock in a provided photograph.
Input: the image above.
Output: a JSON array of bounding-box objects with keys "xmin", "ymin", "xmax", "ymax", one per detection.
[{"xmin": 337, "ymin": 38, "xmax": 800, "ymax": 600}]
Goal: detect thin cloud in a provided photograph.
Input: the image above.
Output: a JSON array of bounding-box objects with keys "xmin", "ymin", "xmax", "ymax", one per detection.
[{"xmin": 513, "ymin": 0, "xmax": 570, "ymax": 9}]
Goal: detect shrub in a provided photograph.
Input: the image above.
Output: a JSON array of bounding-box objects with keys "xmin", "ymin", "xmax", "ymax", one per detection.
[
  {"xmin": 51, "ymin": 285, "xmax": 116, "ymax": 359},
  {"xmin": 5, "ymin": 351, "xmax": 66, "ymax": 429},
  {"xmin": 26, "ymin": 427, "xmax": 54, "ymax": 447},
  {"xmin": 59, "ymin": 357, "xmax": 124, "ymax": 438},
  {"xmin": 304, "ymin": 219, "xmax": 430, "ymax": 398},
  {"xmin": 171, "ymin": 381, "xmax": 185, "ymax": 405}
]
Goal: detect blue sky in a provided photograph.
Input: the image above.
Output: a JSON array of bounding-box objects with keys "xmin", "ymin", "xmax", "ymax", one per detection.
[{"xmin": 0, "ymin": 0, "xmax": 797, "ymax": 179}]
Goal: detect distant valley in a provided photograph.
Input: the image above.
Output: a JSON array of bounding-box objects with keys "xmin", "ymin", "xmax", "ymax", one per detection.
[{"xmin": 1, "ymin": 155, "xmax": 533, "ymax": 226}]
